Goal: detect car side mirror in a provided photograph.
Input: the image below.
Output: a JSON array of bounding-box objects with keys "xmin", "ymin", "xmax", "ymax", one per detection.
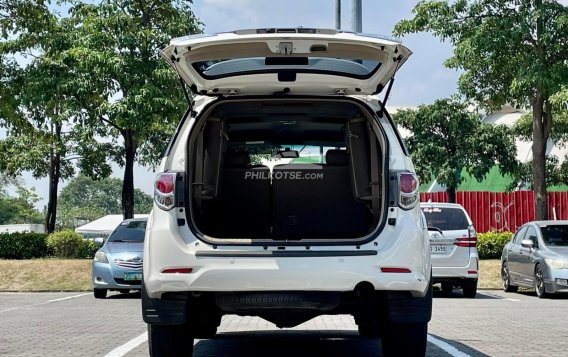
[
  {"xmin": 94, "ymin": 237, "xmax": 105, "ymax": 246},
  {"xmin": 521, "ymin": 239, "xmax": 534, "ymax": 249}
]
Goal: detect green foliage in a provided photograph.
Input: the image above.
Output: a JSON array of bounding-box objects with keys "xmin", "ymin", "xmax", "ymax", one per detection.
[
  {"xmin": 477, "ymin": 231, "xmax": 513, "ymax": 260},
  {"xmin": 46, "ymin": 230, "xmax": 84, "ymax": 258},
  {"xmin": 0, "ymin": 232, "xmax": 48, "ymax": 259},
  {"xmin": 394, "ymin": 0, "xmax": 568, "ymax": 219},
  {"xmin": 60, "ymin": 0, "xmax": 202, "ymax": 217},
  {"xmin": 394, "ymin": 98, "xmax": 518, "ymax": 200},
  {"xmin": 77, "ymin": 239, "xmax": 99, "ymax": 259},
  {"xmin": 0, "ymin": 178, "xmax": 43, "ymax": 224},
  {"xmin": 57, "ymin": 175, "xmax": 153, "ymax": 229}
]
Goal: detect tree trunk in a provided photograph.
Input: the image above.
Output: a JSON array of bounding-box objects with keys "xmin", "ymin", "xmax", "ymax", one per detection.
[
  {"xmin": 532, "ymin": 96, "xmax": 548, "ymax": 220},
  {"xmin": 447, "ymin": 186, "xmax": 456, "ymax": 203},
  {"xmin": 122, "ymin": 129, "xmax": 136, "ymax": 219},
  {"xmin": 45, "ymin": 122, "xmax": 62, "ymax": 233}
]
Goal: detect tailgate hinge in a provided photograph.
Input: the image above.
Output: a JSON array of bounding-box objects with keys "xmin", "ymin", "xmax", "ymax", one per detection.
[{"xmin": 335, "ymin": 88, "xmax": 347, "ymax": 95}]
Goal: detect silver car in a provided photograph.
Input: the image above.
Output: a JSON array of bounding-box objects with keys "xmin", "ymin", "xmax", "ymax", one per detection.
[
  {"xmin": 421, "ymin": 202, "xmax": 479, "ymax": 298},
  {"xmin": 92, "ymin": 218, "xmax": 147, "ymax": 298},
  {"xmin": 501, "ymin": 220, "xmax": 568, "ymax": 298}
]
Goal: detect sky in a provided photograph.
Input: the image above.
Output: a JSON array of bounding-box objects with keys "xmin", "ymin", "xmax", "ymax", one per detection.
[{"xmin": 22, "ymin": 0, "xmax": 463, "ymax": 210}]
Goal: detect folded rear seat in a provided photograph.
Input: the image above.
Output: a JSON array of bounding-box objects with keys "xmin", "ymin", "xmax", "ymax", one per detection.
[
  {"xmin": 201, "ymin": 151, "xmax": 271, "ymax": 238},
  {"xmin": 272, "ymin": 150, "xmax": 372, "ymax": 239}
]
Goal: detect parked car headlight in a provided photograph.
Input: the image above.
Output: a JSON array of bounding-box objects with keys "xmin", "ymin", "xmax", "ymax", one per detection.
[
  {"xmin": 545, "ymin": 258, "xmax": 568, "ymax": 269},
  {"xmin": 94, "ymin": 251, "xmax": 109, "ymax": 264}
]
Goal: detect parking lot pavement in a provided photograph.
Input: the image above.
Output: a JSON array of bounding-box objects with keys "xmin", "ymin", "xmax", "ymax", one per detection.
[{"xmin": 1, "ymin": 289, "xmax": 567, "ymax": 356}]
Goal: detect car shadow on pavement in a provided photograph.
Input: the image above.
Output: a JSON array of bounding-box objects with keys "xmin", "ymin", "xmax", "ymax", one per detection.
[
  {"xmin": 515, "ymin": 290, "xmax": 568, "ymax": 299},
  {"xmin": 193, "ymin": 330, "xmax": 489, "ymax": 357}
]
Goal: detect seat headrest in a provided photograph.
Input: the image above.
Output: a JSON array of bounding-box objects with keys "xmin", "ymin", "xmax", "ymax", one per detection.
[
  {"xmin": 224, "ymin": 151, "xmax": 251, "ymax": 167},
  {"xmin": 325, "ymin": 150, "xmax": 348, "ymax": 166}
]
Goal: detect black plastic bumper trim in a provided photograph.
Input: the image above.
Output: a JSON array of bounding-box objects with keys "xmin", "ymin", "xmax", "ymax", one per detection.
[{"xmin": 195, "ymin": 250, "xmax": 378, "ymax": 258}]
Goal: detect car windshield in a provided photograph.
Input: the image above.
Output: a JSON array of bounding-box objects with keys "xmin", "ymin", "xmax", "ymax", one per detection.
[
  {"xmin": 107, "ymin": 220, "xmax": 147, "ymax": 243},
  {"xmin": 422, "ymin": 207, "xmax": 469, "ymax": 231},
  {"xmin": 541, "ymin": 225, "xmax": 568, "ymax": 247}
]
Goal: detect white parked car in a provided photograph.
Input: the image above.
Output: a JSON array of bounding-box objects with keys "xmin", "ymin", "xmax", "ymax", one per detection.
[
  {"xmin": 143, "ymin": 28, "xmax": 432, "ymax": 357},
  {"xmin": 421, "ymin": 202, "xmax": 479, "ymax": 298}
]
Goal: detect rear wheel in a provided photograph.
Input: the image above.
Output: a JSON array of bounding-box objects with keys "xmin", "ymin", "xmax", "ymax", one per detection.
[
  {"xmin": 94, "ymin": 288, "xmax": 107, "ymax": 299},
  {"xmin": 535, "ymin": 264, "xmax": 549, "ymax": 299},
  {"xmin": 462, "ymin": 279, "xmax": 478, "ymax": 298},
  {"xmin": 381, "ymin": 322, "xmax": 427, "ymax": 357},
  {"xmin": 441, "ymin": 282, "xmax": 453, "ymax": 296},
  {"xmin": 502, "ymin": 261, "xmax": 518, "ymax": 293},
  {"xmin": 148, "ymin": 323, "xmax": 193, "ymax": 357}
]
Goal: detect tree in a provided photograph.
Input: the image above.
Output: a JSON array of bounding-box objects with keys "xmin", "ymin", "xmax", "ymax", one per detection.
[
  {"xmin": 0, "ymin": 177, "xmax": 43, "ymax": 225},
  {"xmin": 394, "ymin": 0, "xmax": 568, "ymax": 219},
  {"xmin": 394, "ymin": 98, "xmax": 518, "ymax": 203},
  {"xmin": 1, "ymin": 7, "xmax": 112, "ymax": 233},
  {"xmin": 64, "ymin": 0, "xmax": 201, "ymax": 219},
  {"xmin": 57, "ymin": 175, "xmax": 153, "ymax": 229}
]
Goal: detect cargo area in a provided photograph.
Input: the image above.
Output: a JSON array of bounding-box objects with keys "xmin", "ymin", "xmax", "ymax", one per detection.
[{"xmin": 188, "ymin": 98, "xmax": 386, "ymax": 242}]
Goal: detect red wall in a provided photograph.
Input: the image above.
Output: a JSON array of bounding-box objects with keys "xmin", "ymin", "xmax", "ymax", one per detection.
[{"xmin": 420, "ymin": 191, "xmax": 568, "ymax": 233}]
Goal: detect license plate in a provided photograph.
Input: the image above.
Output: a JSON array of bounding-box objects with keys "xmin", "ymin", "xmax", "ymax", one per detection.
[
  {"xmin": 124, "ymin": 272, "xmax": 142, "ymax": 281},
  {"xmin": 430, "ymin": 245, "xmax": 447, "ymax": 254}
]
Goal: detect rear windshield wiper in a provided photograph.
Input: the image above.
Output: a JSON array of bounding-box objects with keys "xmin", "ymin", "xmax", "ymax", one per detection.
[{"xmin": 110, "ymin": 239, "xmax": 139, "ymax": 243}]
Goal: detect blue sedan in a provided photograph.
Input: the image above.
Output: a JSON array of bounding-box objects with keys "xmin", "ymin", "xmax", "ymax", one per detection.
[
  {"xmin": 501, "ymin": 221, "xmax": 568, "ymax": 298},
  {"xmin": 92, "ymin": 217, "xmax": 147, "ymax": 298}
]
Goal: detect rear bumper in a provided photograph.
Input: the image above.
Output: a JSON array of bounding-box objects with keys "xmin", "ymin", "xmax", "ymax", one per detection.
[
  {"xmin": 143, "ymin": 208, "xmax": 431, "ymax": 298},
  {"xmin": 432, "ymin": 256, "xmax": 479, "ymax": 282}
]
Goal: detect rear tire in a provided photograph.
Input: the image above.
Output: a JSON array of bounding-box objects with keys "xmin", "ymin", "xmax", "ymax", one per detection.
[
  {"xmin": 441, "ymin": 282, "xmax": 453, "ymax": 296},
  {"xmin": 502, "ymin": 261, "xmax": 518, "ymax": 293},
  {"xmin": 94, "ymin": 288, "xmax": 107, "ymax": 299},
  {"xmin": 381, "ymin": 322, "xmax": 427, "ymax": 357},
  {"xmin": 462, "ymin": 279, "xmax": 478, "ymax": 298},
  {"xmin": 148, "ymin": 323, "xmax": 193, "ymax": 357}
]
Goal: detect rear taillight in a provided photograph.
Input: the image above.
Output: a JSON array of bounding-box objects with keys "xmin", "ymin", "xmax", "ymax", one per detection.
[
  {"xmin": 154, "ymin": 172, "xmax": 177, "ymax": 210},
  {"xmin": 455, "ymin": 225, "xmax": 477, "ymax": 247},
  {"xmin": 398, "ymin": 173, "xmax": 419, "ymax": 210},
  {"xmin": 454, "ymin": 237, "xmax": 477, "ymax": 247}
]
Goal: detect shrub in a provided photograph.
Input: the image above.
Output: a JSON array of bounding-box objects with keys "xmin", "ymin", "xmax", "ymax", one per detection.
[
  {"xmin": 477, "ymin": 231, "xmax": 513, "ymax": 259},
  {"xmin": 46, "ymin": 230, "xmax": 84, "ymax": 258},
  {"xmin": 78, "ymin": 240, "xmax": 99, "ymax": 259},
  {"xmin": 0, "ymin": 232, "xmax": 49, "ymax": 259}
]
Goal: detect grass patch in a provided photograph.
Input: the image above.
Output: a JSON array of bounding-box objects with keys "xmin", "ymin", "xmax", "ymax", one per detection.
[
  {"xmin": 0, "ymin": 258, "xmax": 504, "ymax": 292},
  {"xmin": 0, "ymin": 259, "xmax": 91, "ymax": 291},
  {"xmin": 479, "ymin": 259, "xmax": 502, "ymax": 289}
]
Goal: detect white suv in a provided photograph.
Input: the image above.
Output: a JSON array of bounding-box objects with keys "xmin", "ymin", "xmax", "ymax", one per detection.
[
  {"xmin": 143, "ymin": 28, "xmax": 432, "ymax": 357},
  {"xmin": 421, "ymin": 202, "xmax": 479, "ymax": 297}
]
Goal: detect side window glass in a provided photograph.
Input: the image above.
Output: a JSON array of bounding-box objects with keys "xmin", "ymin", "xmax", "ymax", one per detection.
[
  {"xmin": 513, "ymin": 227, "xmax": 527, "ymax": 244},
  {"xmin": 525, "ymin": 226, "xmax": 538, "ymax": 248}
]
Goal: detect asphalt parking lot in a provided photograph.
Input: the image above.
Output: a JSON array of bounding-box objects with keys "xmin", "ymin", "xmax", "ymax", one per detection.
[{"xmin": 1, "ymin": 289, "xmax": 567, "ymax": 356}]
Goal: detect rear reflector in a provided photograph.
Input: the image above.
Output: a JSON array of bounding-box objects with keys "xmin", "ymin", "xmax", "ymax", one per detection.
[
  {"xmin": 468, "ymin": 270, "xmax": 477, "ymax": 275},
  {"xmin": 381, "ymin": 267, "xmax": 411, "ymax": 273},
  {"xmin": 454, "ymin": 237, "xmax": 477, "ymax": 247},
  {"xmin": 161, "ymin": 268, "xmax": 193, "ymax": 274}
]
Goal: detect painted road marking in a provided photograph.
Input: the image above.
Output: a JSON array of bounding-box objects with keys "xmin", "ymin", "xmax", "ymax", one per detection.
[
  {"xmin": 47, "ymin": 292, "xmax": 91, "ymax": 303},
  {"xmin": 428, "ymin": 334, "xmax": 472, "ymax": 357},
  {"xmin": 103, "ymin": 332, "xmax": 147, "ymax": 357},
  {"xmin": 477, "ymin": 291, "xmax": 521, "ymax": 301},
  {"xmin": 0, "ymin": 292, "xmax": 92, "ymax": 314}
]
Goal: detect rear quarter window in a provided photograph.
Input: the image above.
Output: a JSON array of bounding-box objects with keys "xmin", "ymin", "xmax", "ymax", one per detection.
[{"xmin": 422, "ymin": 207, "xmax": 469, "ymax": 231}]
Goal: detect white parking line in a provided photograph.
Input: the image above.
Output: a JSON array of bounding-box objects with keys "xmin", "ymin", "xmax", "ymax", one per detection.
[
  {"xmin": 428, "ymin": 334, "xmax": 472, "ymax": 357},
  {"xmin": 103, "ymin": 332, "xmax": 147, "ymax": 357},
  {"xmin": 48, "ymin": 292, "xmax": 91, "ymax": 303},
  {"xmin": 0, "ymin": 292, "xmax": 92, "ymax": 314},
  {"xmin": 477, "ymin": 291, "xmax": 521, "ymax": 301}
]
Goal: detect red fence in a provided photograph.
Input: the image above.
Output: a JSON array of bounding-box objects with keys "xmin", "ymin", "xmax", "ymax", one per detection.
[{"xmin": 420, "ymin": 191, "xmax": 568, "ymax": 233}]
